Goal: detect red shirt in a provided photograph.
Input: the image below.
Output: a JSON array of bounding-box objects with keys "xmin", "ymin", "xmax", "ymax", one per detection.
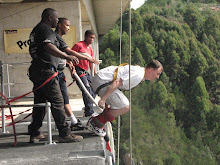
[{"xmin": 71, "ymin": 41, "xmax": 93, "ymax": 71}]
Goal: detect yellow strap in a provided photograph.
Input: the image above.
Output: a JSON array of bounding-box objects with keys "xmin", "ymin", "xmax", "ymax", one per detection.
[{"xmin": 113, "ymin": 63, "xmax": 129, "ymax": 81}]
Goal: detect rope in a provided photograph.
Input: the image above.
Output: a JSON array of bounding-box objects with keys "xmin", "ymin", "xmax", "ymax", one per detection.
[
  {"xmin": 0, "ymin": 92, "xmax": 17, "ymax": 146},
  {"xmin": 0, "ymin": 113, "xmax": 32, "ymax": 128},
  {"xmin": 117, "ymin": 0, "xmax": 123, "ymax": 164},
  {"xmin": 67, "ymin": 80, "xmax": 75, "ymax": 87},
  {"xmin": 0, "ymin": 108, "xmax": 31, "ymax": 121},
  {"xmin": 129, "ymin": 0, "xmax": 133, "ymax": 164},
  {"xmin": 0, "ymin": 72, "xmax": 58, "ymax": 146},
  {"xmin": 1, "ymin": 72, "xmax": 58, "ymax": 105},
  {"xmin": 5, "ymin": 109, "xmax": 32, "ymax": 117}
]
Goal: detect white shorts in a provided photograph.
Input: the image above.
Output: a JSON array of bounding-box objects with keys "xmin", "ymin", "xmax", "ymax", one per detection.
[{"xmin": 92, "ymin": 75, "xmax": 129, "ymax": 109}]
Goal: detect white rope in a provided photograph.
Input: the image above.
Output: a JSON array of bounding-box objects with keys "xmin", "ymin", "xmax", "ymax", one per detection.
[
  {"xmin": 128, "ymin": 0, "xmax": 133, "ymax": 164},
  {"xmin": 117, "ymin": 0, "xmax": 123, "ymax": 164}
]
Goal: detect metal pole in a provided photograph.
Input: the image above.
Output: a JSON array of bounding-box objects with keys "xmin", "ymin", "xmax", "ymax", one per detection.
[
  {"xmin": 91, "ymin": 64, "xmax": 94, "ymax": 77},
  {"xmin": 45, "ymin": 102, "xmax": 55, "ymax": 145},
  {"xmin": 73, "ymin": 73, "xmax": 102, "ymax": 111},
  {"xmin": 1, "ymin": 61, "xmax": 7, "ymax": 133},
  {"xmin": 6, "ymin": 64, "xmax": 10, "ymax": 98}
]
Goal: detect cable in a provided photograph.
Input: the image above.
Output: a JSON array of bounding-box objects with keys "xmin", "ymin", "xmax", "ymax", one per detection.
[
  {"xmin": 117, "ymin": 0, "xmax": 123, "ymax": 164},
  {"xmin": 129, "ymin": 0, "xmax": 133, "ymax": 164},
  {"xmin": 111, "ymin": 115, "xmax": 123, "ymax": 129}
]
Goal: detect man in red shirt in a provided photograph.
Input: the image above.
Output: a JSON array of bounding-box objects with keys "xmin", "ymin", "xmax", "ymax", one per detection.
[{"xmin": 71, "ymin": 30, "xmax": 97, "ymax": 117}]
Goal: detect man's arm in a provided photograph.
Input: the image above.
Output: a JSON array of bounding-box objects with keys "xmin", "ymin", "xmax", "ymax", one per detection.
[
  {"xmin": 66, "ymin": 61, "xmax": 76, "ymax": 75},
  {"xmin": 43, "ymin": 43, "xmax": 77, "ymax": 62},
  {"xmin": 64, "ymin": 47, "xmax": 100, "ymax": 65},
  {"xmin": 94, "ymin": 65, "xmax": 97, "ymax": 75},
  {"xmin": 98, "ymin": 78, "xmax": 123, "ymax": 109}
]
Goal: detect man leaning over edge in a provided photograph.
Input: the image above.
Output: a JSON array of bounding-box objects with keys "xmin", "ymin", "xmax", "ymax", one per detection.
[{"xmin": 87, "ymin": 60, "xmax": 163, "ymax": 136}]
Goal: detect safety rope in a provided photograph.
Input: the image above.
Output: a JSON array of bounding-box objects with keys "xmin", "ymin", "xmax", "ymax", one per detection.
[
  {"xmin": 5, "ymin": 108, "xmax": 31, "ymax": 117},
  {"xmin": 129, "ymin": 0, "xmax": 133, "ymax": 164},
  {"xmin": 0, "ymin": 93, "xmax": 17, "ymax": 146},
  {"xmin": 67, "ymin": 81, "xmax": 75, "ymax": 87},
  {"xmin": 0, "ymin": 113, "xmax": 32, "ymax": 129},
  {"xmin": 117, "ymin": 0, "xmax": 123, "ymax": 164},
  {"xmin": 1, "ymin": 72, "xmax": 58, "ymax": 104},
  {"xmin": 0, "ymin": 108, "xmax": 32, "ymax": 122}
]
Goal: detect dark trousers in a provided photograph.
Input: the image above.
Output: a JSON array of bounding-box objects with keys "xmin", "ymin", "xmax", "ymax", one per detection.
[
  {"xmin": 28, "ymin": 64, "xmax": 70, "ymax": 137},
  {"xmin": 57, "ymin": 72, "xmax": 69, "ymax": 105},
  {"xmin": 76, "ymin": 71, "xmax": 96, "ymax": 117}
]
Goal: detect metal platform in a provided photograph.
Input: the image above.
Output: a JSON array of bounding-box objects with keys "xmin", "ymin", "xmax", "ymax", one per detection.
[{"xmin": 0, "ymin": 99, "xmax": 112, "ymax": 165}]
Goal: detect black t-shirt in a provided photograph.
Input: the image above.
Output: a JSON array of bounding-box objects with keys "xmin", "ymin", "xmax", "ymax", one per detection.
[
  {"xmin": 29, "ymin": 22, "xmax": 60, "ymax": 69},
  {"xmin": 56, "ymin": 33, "xmax": 68, "ymax": 71},
  {"xmin": 56, "ymin": 33, "xmax": 68, "ymax": 51}
]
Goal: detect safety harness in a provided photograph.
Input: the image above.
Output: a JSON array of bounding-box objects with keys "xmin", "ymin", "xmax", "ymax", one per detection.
[
  {"xmin": 95, "ymin": 63, "xmax": 146, "ymax": 95},
  {"xmin": 95, "ymin": 63, "xmax": 128, "ymax": 94}
]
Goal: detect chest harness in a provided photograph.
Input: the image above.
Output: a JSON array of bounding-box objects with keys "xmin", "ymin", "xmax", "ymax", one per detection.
[{"xmin": 95, "ymin": 63, "xmax": 145, "ymax": 95}]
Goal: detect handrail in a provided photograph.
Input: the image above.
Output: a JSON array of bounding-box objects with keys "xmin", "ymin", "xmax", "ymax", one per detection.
[{"xmin": 0, "ymin": 102, "xmax": 55, "ymax": 145}]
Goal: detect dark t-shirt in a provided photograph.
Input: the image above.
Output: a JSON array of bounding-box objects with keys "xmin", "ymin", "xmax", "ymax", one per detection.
[
  {"xmin": 29, "ymin": 22, "xmax": 60, "ymax": 69},
  {"xmin": 56, "ymin": 33, "xmax": 68, "ymax": 71}
]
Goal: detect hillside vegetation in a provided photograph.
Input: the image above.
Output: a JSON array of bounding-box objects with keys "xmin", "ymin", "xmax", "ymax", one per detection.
[{"xmin": 99, "ymin": 0, "xmax": 220, "ymax": 164}]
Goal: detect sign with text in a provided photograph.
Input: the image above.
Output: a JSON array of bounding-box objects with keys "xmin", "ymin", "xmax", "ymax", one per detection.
[{"xmin": 4, "ymin": 26, "xmax": 76, "ymax": 54}]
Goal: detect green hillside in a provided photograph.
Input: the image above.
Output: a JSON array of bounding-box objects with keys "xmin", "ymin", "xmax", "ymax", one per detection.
[{"xmin": 99, "ymin": 0, "xmax": 219, "ymax": 164}]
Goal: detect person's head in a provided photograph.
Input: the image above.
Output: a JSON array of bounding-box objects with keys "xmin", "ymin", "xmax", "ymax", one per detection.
[
  {"xmin": 56, "ymin": 17, "xmax": 70, "ymax": 36},
  {"xmin": 84, "ymin": 30, "xmax": 95, "ymax": 45},
  {"xmin": 41, "ymin": 8, "xmax": 59, "ymax": 28},
  {"xmin": 145, "ymin": 60, "xmax": 163, "ymax": 81}
]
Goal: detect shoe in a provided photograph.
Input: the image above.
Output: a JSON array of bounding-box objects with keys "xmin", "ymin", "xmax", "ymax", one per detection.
[
  {"xmin": 58, "ymin": 134, "xmax": 83, "ymax": 143},
  {"xmin": 85, "ymin": 112, "xmax": 99, "ymax": 117},
  {"xmin": 91, "ymin": 112, "xmax": 99, "ymax": 117},
  {"xmin": 70, "ymin": 119, "xmax": 85, "ymax": 131},
  {"xmin": 87, "ymin": 117, "xmax": 106, "ymax": 137},
  {"xmin": 29, "ymin": 133, "xmax": 46, "ymax": 143}
]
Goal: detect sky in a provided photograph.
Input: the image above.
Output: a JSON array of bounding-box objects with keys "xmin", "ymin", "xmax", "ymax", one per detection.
[{"xmin": 130, "ymin": 0, "xmax": 145, "ymax": 9}]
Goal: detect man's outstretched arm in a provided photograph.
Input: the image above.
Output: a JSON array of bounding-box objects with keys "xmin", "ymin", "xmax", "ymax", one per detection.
[{"xmin": 64, "ymin": 47, "xmax": 100, "ymax": 64}]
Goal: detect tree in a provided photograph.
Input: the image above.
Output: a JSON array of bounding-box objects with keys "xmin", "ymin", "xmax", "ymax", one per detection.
[
  {"xmin": 188, "ymin": 51, "xmax": 208, "ymax": 80},
  {"xmin": 203, "ymin": 60, "xmax": 220, "ymax": 104},
  {"xmin": 199, "ymin": 43, "xmax": 214, "ymax": 65},
  {"xmin": 121, "ymin": 31, "xmax": 130, "ymax": 63},
  {"xmin": 132, "ymin": 47, "xmax": 145, "ymax": 66},
  {"xmin": 207, "ymin": 35, "xmax": 218, "ymax": 57},
  {"xmin": 99, "ymin": 48, "xmax": 118, "ymax": 68},
  {"xmin": 100, "ymin": 28, "xmax": 120, "ymax": 55},
  {"xmin": 201, "ymin": 33, "xmax": 209, "ymax": 46},
  {"xmin": 185, "ymin": 76, "xmax": 210, "ymax": 137},
  {"xmin": 206, "ymin": 104, "xmax": 220, "ymax": 134},
  {"xmin": 183, "ymin": 4, "xmax": 205, "ymax": 39},
  {"xmin": 204, "ymin": 14, "xmax": 220, "ymax": 38},
  {"xmin": 148, "ymin": 81, "xmax": 168, "ymax": 109},
  {"xmin": 121, "ymin": 9, "xmax": 144, "ymax": 36},
  {"xmin": 134, "ymin": 32, "xmax": 157, "ymax": 62}
]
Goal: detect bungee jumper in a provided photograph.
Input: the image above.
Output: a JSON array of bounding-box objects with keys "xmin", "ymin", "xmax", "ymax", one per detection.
[{"xmin": 86, "ymin": 60, "xmax": 163, "ymax": 136}]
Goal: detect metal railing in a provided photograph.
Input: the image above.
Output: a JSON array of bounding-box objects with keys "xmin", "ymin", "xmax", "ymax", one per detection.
[
  {"xmin": 0, "ymin": 61, "xmax": 33, "ymax": 133},
  {"xmin": 0, "ymin": 102, "xmax": 55, "ymax": 145},
  {"xmin": 0, "ymin": 61, "xmax": 55, "ymax": 145},
  {"xmin": 0, "ymin": 61, "xmax": 32, "ymax": 99}
]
